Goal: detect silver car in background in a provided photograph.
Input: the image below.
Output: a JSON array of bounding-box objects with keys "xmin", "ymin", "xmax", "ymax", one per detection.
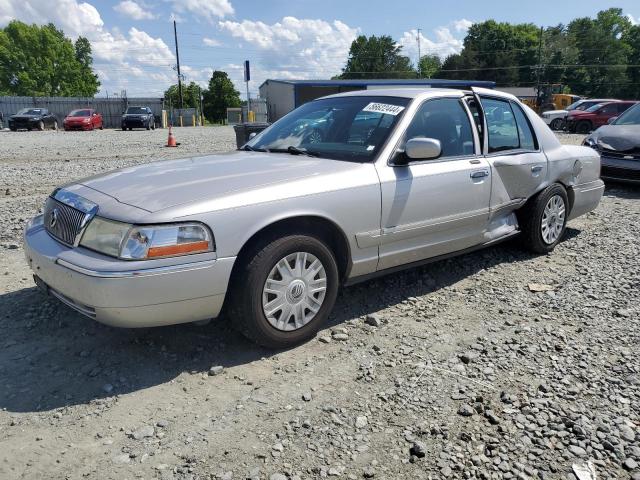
[{"xmin": 24, "ymin": 87, "xmax": 604, "ymax": 348}]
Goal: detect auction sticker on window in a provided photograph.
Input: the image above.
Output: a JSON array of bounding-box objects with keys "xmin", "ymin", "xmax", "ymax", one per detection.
[{"xmin": 362, "ymin": 102, "xmax": 405, "ymax": 116}]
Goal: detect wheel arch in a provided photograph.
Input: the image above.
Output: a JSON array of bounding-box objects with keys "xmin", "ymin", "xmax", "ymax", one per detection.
[{"xmin": 230, "ymin": 214, "xmax": 352, "ymax": 284}]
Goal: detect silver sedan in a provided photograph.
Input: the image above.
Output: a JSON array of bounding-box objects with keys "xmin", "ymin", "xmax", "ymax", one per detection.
[{"xmin": 24, "ymin": 87, "xmax": 604, "ymax": 348}]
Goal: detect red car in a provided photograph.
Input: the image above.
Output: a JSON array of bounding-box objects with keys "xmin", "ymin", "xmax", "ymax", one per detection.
[
  {"xmin": 565, "ymin": 101, "xmax": 637, "ymax": 134},
  {"xmin": 63, "ymin": 109, "xmax": 103, "ymax": 131}
]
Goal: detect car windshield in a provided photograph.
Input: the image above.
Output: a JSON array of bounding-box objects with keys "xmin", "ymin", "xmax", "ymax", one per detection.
[
  {"xmin": 69, "ymin": 109, "xmax": 91, "ymax": 117},
  {"xmin": 613, "ymin": 103, "xmax": 640, "ymax": 125},
  {"xmin": 585, "ymin": 103, "xmax": 606, "ymax": 113},
  {"xmin": 126, "ymin": 107, "xmax": 148, "ymax": 114},
  {"xmin": 247, "ymin": 96, "xmax": 410, "ymax": 162},
  {"xmin": 17, "ymin": 108, "xmax": 44, "ymax": 115}
]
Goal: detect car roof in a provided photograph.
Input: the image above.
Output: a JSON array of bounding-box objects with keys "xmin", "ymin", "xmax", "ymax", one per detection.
[{"xmin": 320, "ymin": 87, "xmax": 516, "ymax": 102}]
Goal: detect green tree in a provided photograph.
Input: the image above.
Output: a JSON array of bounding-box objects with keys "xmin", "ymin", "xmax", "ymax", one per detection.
[
  {"xmin": 164, "ymin": 81, "xmax": 202, "ymax": 109},
  {"xmin": 417, "ymin": 54, "xmax": 442, "ymax": 78},
  {"xmin": 0, "ymin": 20, "xmax": 100, "ymax": 96},
  {"xmin": 339, "ymin": 35, "xmax": 415, "ymax": 79},
  {"xmin": 202, "ymin": 71, "xmax": 241, "ymax": 123}
]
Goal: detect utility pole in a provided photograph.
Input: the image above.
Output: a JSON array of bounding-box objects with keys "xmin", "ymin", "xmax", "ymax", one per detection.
[
  {"xmin": 417, "ymin": 28, "xmax": 422, "ymax": 78},
  {"xmin": 173, "ymin": 20, "xmax": 184, "ymax": 110},
  {"xmin": 535, "ymin": 26, "xmax": 543, "ymax": 110}
]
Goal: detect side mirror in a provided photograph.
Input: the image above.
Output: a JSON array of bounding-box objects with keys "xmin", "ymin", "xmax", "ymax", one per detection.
[
  {"xmin": 606, "ymin": 116, "xmax": 617, "ymax": 125},
  {"xmin": 404, "ymin": 137, "xmax": 442, "ymax": 161}
]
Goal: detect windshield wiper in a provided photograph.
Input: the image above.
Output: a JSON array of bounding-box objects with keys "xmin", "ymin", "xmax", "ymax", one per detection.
[
  {"xmin": 284, "ymin": 146, "xmax": 320, "ymax": 157},
  {"xmin": 242, "ymin": 145, "xmax": 269, "ymax": 152}
]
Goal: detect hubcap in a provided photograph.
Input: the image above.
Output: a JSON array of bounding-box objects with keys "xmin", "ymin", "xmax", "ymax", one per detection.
[
  {"xmin": 541, "ymin": 195, "xmax": 566, "ymax": 244},
  {"xmin": 262, "ymin": 252, "xmax": 327, "ymax": 331}
]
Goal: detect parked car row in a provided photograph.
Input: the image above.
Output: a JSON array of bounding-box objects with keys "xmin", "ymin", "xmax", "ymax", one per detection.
[
  {"xmin": 541, "ymin": 98, "xmax": 638, "ymax": 133},
  {"xmin": 4, "ymin": 106, "xmax": 156, "ymax": 132}
]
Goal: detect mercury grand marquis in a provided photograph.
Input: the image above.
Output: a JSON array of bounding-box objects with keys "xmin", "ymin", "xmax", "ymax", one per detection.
[{"xmin": 24, "ymin": 87, "xmax": 604, "ymax": 348}]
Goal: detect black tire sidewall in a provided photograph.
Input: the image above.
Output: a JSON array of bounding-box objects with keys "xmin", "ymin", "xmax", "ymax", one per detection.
[
  {"xmin": 521, "ymin": 184, "xmax": 569, "ymax": 253},
  {"xmin": 235, "ymin": 235, "xmax": 339, "ymax": 348},
  {"xmin": 577, "ymin": 121, "xmax": 591, "ymax": 134},
  {"xmin": 550, "ymin": 119, "xmax": 563, "ymax": 130}
]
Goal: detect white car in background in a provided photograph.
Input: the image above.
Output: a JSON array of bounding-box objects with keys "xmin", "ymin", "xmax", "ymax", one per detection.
[{"xmin": 542, "ymin": 99, "xmax": 618, "ymax": 130}]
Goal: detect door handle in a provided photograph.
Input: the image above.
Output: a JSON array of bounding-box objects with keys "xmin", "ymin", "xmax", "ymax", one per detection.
[
  {"xmin": 470, "ymin": 170, "xmax": 489, "ymax": 179},
  {"xmin": 531, "ymin": 165, "xmax": 543, "ymax": 173}
]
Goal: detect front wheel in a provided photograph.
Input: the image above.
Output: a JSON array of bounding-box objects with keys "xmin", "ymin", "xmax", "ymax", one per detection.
[
  {"xmin": 550, "ymin": 118, "xmax": 564, "ymax": 130},
  {"xmin": 517, "ymin": 184, "xmax": 568, "ymax": 254},
  {"xmin": 228, "ymin": 234, "xmax": 339, "ymax": 348},
  {"xmin": 52, "ymin": 121, "xmax": 58, "ymax": 131},
  {"xmin": 38, "ymin": 121, "xmax": 44, "ymax": 131},
  {"xmin": 576, "ymin": 121, "xmax": 592, "ymax": 134}
]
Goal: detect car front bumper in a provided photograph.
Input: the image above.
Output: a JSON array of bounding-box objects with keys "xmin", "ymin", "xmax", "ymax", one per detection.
[
  {"xmin": 600, "ymin": 156, "xmax": 640, "ymax": 183},
  {"xmin": 64, "ymin": 121, "xmax": 92, "ymax": 130},
  {"xmin": 24, "ymin": 221, "xmax": 236, "ymax": 328}
]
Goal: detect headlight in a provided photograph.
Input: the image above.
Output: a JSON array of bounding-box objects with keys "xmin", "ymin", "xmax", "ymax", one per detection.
[
  {"xmin": 80, "ymin": 217, "xmax": 132, "ymax": 257},
  {"xmin": 582, "ymin": 137, "xmax": 597, "ymax": 149},
  {"xmin": 79, "ymin": 218, "xmax": 213, "ymax": 260},
  {"xmin": 120, "ymin": 223, "xmax": 213, "ymax": 259}
]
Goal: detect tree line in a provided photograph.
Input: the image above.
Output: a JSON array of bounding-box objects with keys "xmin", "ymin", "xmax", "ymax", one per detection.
[{"xmin": 339, "ymin": 8, "xmax": 640, "ymax": 99}]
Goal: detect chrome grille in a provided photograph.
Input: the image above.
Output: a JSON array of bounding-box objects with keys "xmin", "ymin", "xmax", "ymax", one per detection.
[{"xmin": 44, "ymin": 197, "xmax": 87, "ymax": 246}]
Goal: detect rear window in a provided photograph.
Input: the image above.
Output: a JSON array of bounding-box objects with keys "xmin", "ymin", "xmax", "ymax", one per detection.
[{"xmin": 481, "ymin": 98, "xmax": 537, "ymax": 153}]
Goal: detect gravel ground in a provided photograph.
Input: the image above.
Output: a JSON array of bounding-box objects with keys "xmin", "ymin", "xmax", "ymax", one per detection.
[{"xmin": 0, "ymin": 128, "xmax": 638, "ymax": 480}]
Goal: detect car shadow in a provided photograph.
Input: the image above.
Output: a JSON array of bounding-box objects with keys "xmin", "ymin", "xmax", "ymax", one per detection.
[
  {"xmin": 603, "ymin": 181, "xmax": 640, "ymax": 199},
  {"xmin": 0, "ymin": 229, "xmax": 579, "ymax": 414}
]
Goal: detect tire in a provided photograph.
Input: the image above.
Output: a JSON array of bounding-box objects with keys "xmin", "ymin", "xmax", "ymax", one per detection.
[
  {"xmin": 550, "ymin": 118, "xmax": 564, "ymax": 130},
  {"xmin": 517, "ymin": 184, "xmax": 569, "ymax": 254},
  {"xmin": 52, "ymin": 121, "xmax": 58, "ymax": 131},
  {"xmin": 228, "ymin": 233, "xmax": 339, "ymax": 349},
  {"xmin": 576, "ymin": 121, "xmax": 592, "ymax": 134},
  {"xmin": 146, "ymin": 121, "xmax": 151, "ymax": 130},
  {"xmin": 38, "ymin": 121, "xmax": 44, "ymax": 131},
  {"xmin": 99, "ymin": 124, "xmax": 103, "ymax": 130},
  {"xmin": 128, "ymin": 127, "xmax": 132, "ymax": 131},
  {"xmin": 10, "ymin": 127, "xmax": 16, "ymax": 132}
]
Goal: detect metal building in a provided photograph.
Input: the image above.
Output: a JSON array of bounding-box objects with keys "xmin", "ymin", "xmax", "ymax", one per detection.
[{"xmin": 258, "ymin": 79, "xmax": 496, "ymax": 122}]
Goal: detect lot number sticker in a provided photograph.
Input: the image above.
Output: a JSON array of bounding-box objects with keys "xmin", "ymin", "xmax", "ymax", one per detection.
[{"xmin": 362, "ymin": 102, "xmax": 405, "ymax": 116}]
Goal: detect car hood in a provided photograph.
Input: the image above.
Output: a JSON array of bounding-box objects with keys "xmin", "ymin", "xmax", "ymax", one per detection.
[
  {"xmin": 11, "ymin": 114, "xmax": 40, "ymax": 120},
  {"xmin": 544, "ymin": 109, "xmax": 568, "ymax": 115},
  {"xmin": 66, "ymin": 116, "xmax": 89, "ymax": 120},
  {"xmin": 590, "ymin": 125, "xmax": 640, "ymax": 151},
  {"xmin": 77, "ymin": 151, "xmax": 364, "ymax": 213},
  {"xmin": 568, "ymin": 110, "xmax": 594, "ymax": 118}
]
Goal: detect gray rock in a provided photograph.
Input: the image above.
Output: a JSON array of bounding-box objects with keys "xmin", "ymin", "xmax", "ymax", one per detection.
[
  {"xmin": 364, "ymin": 314, "xmax": 381, "ymax": 327},
  {"xmin": 568, "ymin": 445, "xmax": 587, "ymax": 457},
  {"xmin": 332, "ymin": 333, "xmax": 349, "ymax": 341},
  {"xmin": 458, "ymin": 404, "xmax": 475, "ymax": 417},
  {"xmin": 209, "ymin": 365, "xmax": 224, "ymax": 376},
  {"xmin": 131, "ymin": 425, "xmax": 154, "ymax": 440},
  {"xmin": 269, "ymin": 474, "xmax": 287, "ymax": 480},
  {"xmin": 302, "ymin": 392, "xmax": 312, "ymax": 402},
  {"xmin": 624, "ymin": 458, "xmax": 638, "ymax": 471},
  {"xmin": 409, "ymin": 441, "xmax": 426, "ymax": 458},
  {"xmin": 355, "ymin": 416, "xmax": 368, "ymax": 428}
]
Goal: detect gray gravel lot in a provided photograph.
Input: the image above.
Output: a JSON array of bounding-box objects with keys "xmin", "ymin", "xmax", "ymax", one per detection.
[{"xmin": 0, "ymin": 128, "xmax": 638, "ymax": 480}]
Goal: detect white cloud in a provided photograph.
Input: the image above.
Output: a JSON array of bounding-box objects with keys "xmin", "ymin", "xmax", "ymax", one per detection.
[
  {"xmin": 627, "ymin": 14, "xmax": 639, "ymax": 25},
  {"xmin": 219, "ymin": 16, "xmax": 359, "ymax": 81},
  {"xmin": 398, "ymin": 21, "xmax": 471, "ymax": 63},
  {"xmin": 114, "ymin": 1, "xmax": 155, "ymax": 21},
  {"xmin": 0, "ymin": 0, "xmax": 174, "ymax": 96},
  {"xmin": 452, "ymin": 18, "xmax": 473, "ymax": 33},
  {"xmin": 171, "ymin": 0, "xmax": 233, "ymax": 23},
  {"xmin": 203, "ymin": 37, "xmax": 221, "ymax": 47}
]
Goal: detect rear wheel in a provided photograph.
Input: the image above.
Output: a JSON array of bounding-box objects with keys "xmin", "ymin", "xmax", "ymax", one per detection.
[
  {"xmin": 576, "ymin": 121, "xmax": 592, "ymax": 134},
  {"xmin": 228, "ymin": 234, "xmax": 339, "ymax": 349},
  {"xmin": 550, "ymin": 118, "xmax": 564, "ymax": 130},
  {"xmin": 52, "ymin": 120, "xmax": 58, "ymax": 131},
  {"xmin": 518, "ymin": 184, "xmax": 568, "ymax": 254}
]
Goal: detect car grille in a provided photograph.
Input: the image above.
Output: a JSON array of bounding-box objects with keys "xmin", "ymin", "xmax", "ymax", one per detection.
[
  {"xmin": 601, "ymin": 165, "xmax": 640, "ymax": 181},
  {"xmin": 44, "ymin": 197, "xmax": 87, "ymax": 246},
  {"xmin": 600, "ymin": 147, "xmax": 640, "ymax": 160}
]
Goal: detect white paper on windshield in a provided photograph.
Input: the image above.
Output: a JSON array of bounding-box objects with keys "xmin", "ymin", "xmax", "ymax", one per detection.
[{"xmin": 362, "ymin": 102, "xmax": 405, "ymax": 116}]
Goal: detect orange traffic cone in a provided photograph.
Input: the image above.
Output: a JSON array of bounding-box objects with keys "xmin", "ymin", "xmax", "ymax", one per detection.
[{"xmin": 166, "ymin": 125, "xmax": 177, "ymax": 147}]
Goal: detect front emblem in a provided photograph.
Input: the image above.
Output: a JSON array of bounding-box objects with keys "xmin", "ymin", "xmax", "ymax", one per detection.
[
  {"xmin": 49, "ymin": 208, "xmax": 59, "ymax": 229},
  {"xmin": 290, "ymin": 283, "xmax": 304, "ymax": 299}
]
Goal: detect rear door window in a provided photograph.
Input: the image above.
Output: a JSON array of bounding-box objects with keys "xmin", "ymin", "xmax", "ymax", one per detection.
[{"xmin": 481, "ymin": 98, "xmax": 538, "ymax": 153}]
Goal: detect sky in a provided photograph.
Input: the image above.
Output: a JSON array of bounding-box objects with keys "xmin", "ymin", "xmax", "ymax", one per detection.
[{"xmin": 1, "ymin": 0, "xmax": 639, "ymax": 99}]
